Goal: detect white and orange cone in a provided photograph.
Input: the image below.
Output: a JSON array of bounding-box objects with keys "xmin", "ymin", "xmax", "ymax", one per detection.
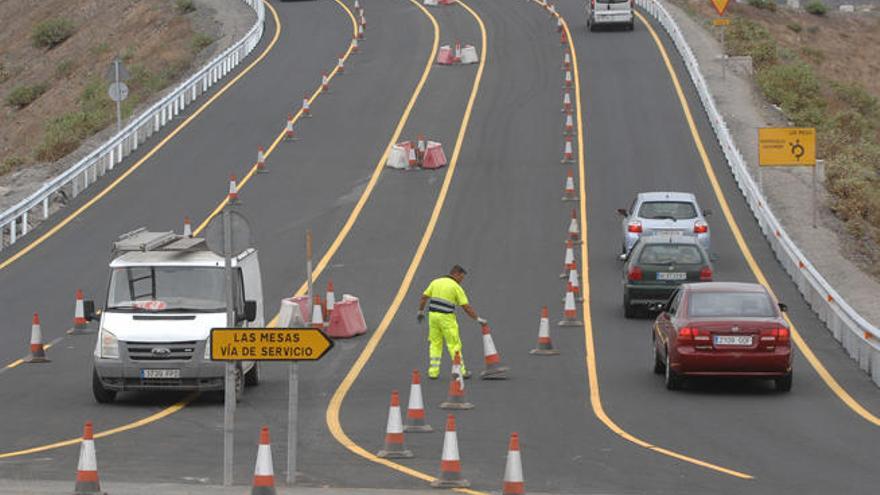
[
  {"xmin": 302, "ymin": 94, "xmax": 311, "ymax": 117},
  {"xmin": 73, "ymin": 421, "xmax": 103, "ymax": 495},
  {"xmin": 183, "ymin": 216, "xmax": 193, "ymax": 237},
  {"xmin": 430, "ymin": 414, "xmax": 470, "ymax": 488},
  {"xmin": 560, "ymin": 29, "xmax": 568, "ymax": 47},
  {"xmin": 530, "ymin": 306, "xmax": 559, "ymax": 355},
  {"xmin": 558, "ymin": 282, "xmax": 583, "ymax": 327},
  {"xmin": 454, "ymin": 40, "xmax": 462, "ymax": 63},
  {"xmin": 284, "ymin": 114, "xmax": 297, "ymax": 141},
  {"xmin": 354, "ymin": 0, "xmax": 360, "ymax": 11},
  {"xmin": 407, "ymin": 146, "xmax": 419, "ymax": 168},
  {"xmin": 311, "ymin": 295, "xmax": 325, "ymax": 329},
  {"xmin": 557, "ymin": 16, "xmax": 563, "ymax": 33},
  {"xmin": 357, "ymin": 23, "xmax": 365, "ymax": 40},
  {"xmin": 325, "ymin": 280, "xmax": 336, "ymax": 314},
  {"xmin": 251, "ymin": 426, "xmax": 276, "ymax": 495},
  {"xmin": 417, "ymin": 134, "xmax": 426, "ymax": 161},
  {"xmin": 564, "ymin": 69, "xmax": 572, "ymax": 89},
  {"xmin": 561, "ymin": 136, "xmax": 574, "ymax": 163},
  {"xmin": 567, "ymin": 208, "xmax": 581, "ymax": 244},
  {"xmin": 560, "ymin": 239, "xmax": 576, "ymax": 278},
  {"xmin": 562, "ymin": 168, "xmax": 577, "ymax": 202},
  {"xmin": 228, "ymin": 174, "xmax": 239, "ymax": 203},
  {"xmin": 479, "ymin": 324, "xmax": 509, "ymax": 380},
  {"xmin": 71, "ymin": 288, "xmax": 90, "ymax": 333},
  {"xmin": 351, "ymin": 36, "xmax": 359, "ymax": 53},
  {"xmin": 404, "ymin": 370, "xmax": 432, "ymax": 432},
  {"xmin": 562, "ymin": 91, "xmax": 572, "ymax": 113},
  {"xmin": 378, "ymin": 390, "xmax": 414, "ymax": 458},
  {"xmin": 26, "ymin": 312, "xmax": 49, "ymax": 363},
  {"xmin": 321, "ymin": 72, "xmax": 329, "ymax": 92},
  {"xmin": 563, "ymin": 51, "xmax": 571, "ymax": 70},
  {"xmin": 360, "ymin": 13, "xmax": 367, "ymax": 30},
  {"xmin": 564, "ymin": 112, "xmax": 574, "ymax": 136},
  {"xmin": 502, "ymin": 433, "xmax": 525, "ymax": 495},
  {"xmin": 566, "ymin": 267, "xmax": 584, "ymax": 303},
  {"xmin": 440, "ymin": 352, "xmax": 473, "ymax": 410},
  {"xmin": 337, "ymin": 54, "xmax": 345, "ymax": 74},
  {"xmin": 256, "ymin": 146, "xmax": 267, "ymax": 173}
]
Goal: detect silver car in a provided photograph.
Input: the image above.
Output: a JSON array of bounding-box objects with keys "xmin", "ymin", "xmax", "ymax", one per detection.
[{"xmin": 617, "ymin": 192, "xmax": 712, "ymax": 258}]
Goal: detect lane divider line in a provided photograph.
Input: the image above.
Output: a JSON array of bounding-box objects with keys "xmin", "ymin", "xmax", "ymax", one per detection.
[
  {"xmin": 547, "ymin": 4, "xmax": 754, "ymax": 479},
  {"xmin": 635, "ymin": 10, "xmax": 880, "ymax": 428},
  {"xmin": 324, "ymin": 1, "xmax": 488, "ymax": 493}
]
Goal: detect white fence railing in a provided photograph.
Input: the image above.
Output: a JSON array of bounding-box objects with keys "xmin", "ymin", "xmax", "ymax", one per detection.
[
  {"xmin": 0, "ymin": 0, "xmax": 265, "ymax": 250},
  {"xmin": 636, "ymin": 0, "xmax": 880, "ymax": 386}
]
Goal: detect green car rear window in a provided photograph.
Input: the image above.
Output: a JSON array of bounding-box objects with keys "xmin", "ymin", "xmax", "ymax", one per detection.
[{"xmin": 638, "ymin": 244, "xmax": 703, "ymax": 265}]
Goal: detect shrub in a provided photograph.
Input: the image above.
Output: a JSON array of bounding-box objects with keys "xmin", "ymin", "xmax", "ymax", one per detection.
[
  {"xmin": 1, "ymin": 155, "xmax": 26, "ymax": 175},
  {"xmin": 747, "ymin": 0, "xmax": 777, "ymax": 11},
  {"xmin": 805, "ymin": 1, "xmax": 828, "ymax": 15},
  {"xmin": 5, "ymin": 83, "xmax": 49, "ymax": 109},
  {"xmin": 786, "ymin": 22, "xmax": 803, "ymax": 33},
  {"xmin": 756, "ymin": 61, "xmax": 825, "ymax": 125},
  {"xmin": 89, "ymin": 42, "xmax": 111, "ymax": 56},
  {"xmin": 34, "ymin": 77, "xmax": 113, "ymax": 161},
  {"xmin": 0, "ymin": 63, "xmax": 8, "ymax": 83},
  {"xmin": 831, "ymin": 81, "xmax": 880, "ymax": 123},
  {"xmin": 55, "ymin": 59, "xmax": 76, "ymax": 78},
  {"xmin": 32, "ymin": 18, "xmax": 75, "ymax": 49},
  {"xmin": 725, "ymin": 18, "xmax": 777, "ymax": 68},
  {"xmin": 191, "ymin": 33, "xmax": 215, "ymax": 53},
  {"xmin": 176, "ymin": 0, "xmax": 197, "ymax": 14}
]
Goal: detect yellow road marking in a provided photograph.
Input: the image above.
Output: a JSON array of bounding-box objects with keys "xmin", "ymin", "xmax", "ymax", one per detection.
[
  {"xmin": 635, "ymin": 10, "xmax": 880, "ymax": 427},
  {"xmin": 557, "ymin": 8, "xmax": 753, "ymax": 479},
  {"xmin": 324, "ymin": 1, "xmax": 488, "ymax": 493},
  {"xmin": 0, "ymin": 2, "xmax": 283, "ymax": 272}
]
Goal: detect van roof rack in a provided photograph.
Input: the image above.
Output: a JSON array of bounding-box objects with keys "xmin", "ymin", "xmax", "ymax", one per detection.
[{"xmin": 112, "ymin": 228, "xmax": 206, "ymax": 253}]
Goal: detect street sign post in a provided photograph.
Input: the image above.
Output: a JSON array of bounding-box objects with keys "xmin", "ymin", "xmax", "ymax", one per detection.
[
  {"xmin": 709, "ymin": 0, "xmax": 731, "ymax": 79},
  {"xmin": 758, "ymin": 127, "xmax": 818, "ymax": 227},
  {"xmin": 105, "ymin": 58, "xmax": 130, "ymax": 132}
]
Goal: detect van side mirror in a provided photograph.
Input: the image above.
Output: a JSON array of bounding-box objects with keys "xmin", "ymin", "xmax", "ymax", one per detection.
[
  {"xmin": 702, "ymin": 208, "xmax": 713, "ymax": 217},
  {"xmin": 243, "ymin": 300, "xmax": 257, "ymax": 322},
  {"xmin": 617, "ymin": 208, "xmax": 629, "ymax": 216},
  {"xmin": 778, "ymin": 302, "xmax": 788, "ymax": 313},
  {"xmin": 83, "ymin": 300, "xmax": 97, "ymax": 321}
]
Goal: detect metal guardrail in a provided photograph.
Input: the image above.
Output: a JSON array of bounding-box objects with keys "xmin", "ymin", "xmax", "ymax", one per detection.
[
  {"xmin": 0, "ymin": 0, "xmax": 265, "ymax": 249},
  {"xmin": 637, "ymin": 0, "xmax": 880, "ymax": 386}
]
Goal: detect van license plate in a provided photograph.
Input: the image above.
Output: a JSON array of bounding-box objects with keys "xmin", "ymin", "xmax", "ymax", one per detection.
[
  {"xmin": 657, "ymin": 272, "xmax": 686, "ymax": 281},
  {"xmin": 714, "ymin": 336, "xmax": 752, "ymax": 346},
  {"xmin": 141, "ymin": 369, "xmax": 180, "ymax": 379}
]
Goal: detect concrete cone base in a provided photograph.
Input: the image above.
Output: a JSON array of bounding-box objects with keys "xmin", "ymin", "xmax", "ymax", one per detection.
[
  {"xmin": 404, "ymin": 424, "xmax": 433, "ymax": 433},
  {"xmin": 557, "ymin": 320, "xmax": 583, "ymax": 327},
  {"xmin": 480, "ymin": 366, "xmax": 509, "ymax": 380},
  {"xmin": 562, "ymin": 196, "xmax": 578, "ymax": 201},
  {"xmin": 439, "ymin": 401, "xmax": 474, "ymax": 410},
  {"xmin": 530, "ymin": 348, "xmax": 560, "ymax": 356},
  {"xmin": 26, "ymin": 355, "xmax": 50, "ymax": 363},
  {"xmin": 431, "ymin": 478, "xmax": 470, "ymax": 488},
  {"xmin": 377, "ymin": 449, "xmax": 414, "ymax": 459}
]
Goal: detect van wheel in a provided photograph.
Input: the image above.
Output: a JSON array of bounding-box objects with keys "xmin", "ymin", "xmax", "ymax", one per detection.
[
  {"xmin": 245, "ymin": 362, "xmax": 260, "ymax": 387},
  {"xmin": 775, "ymin": 372, "xmax": 792, "ymax": 392},
  {"xmin": 92, "ymin": 368, "xmax": 116, "ymax": 404}
]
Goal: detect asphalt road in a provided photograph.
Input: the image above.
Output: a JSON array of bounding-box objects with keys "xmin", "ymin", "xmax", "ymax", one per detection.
[{"xmin": 2, "ymin": 0, "xmax": 880, "ymax": 494}]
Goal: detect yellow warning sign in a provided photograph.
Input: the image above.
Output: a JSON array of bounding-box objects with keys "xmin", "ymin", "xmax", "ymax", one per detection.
[
  {"xmin": 210, "ymin": 328, "xmax": 333, "ymax": 361},
  {"xmin": 712, "ymin": 18, "xmax": 731, "ymax": 26},
  {"xmin": 710, "ymin": 0, "xmax": 731, "ymax": 16},
  {"xmin": 758, "ymin": 127, "xmax": 816, "ymax": 167}
]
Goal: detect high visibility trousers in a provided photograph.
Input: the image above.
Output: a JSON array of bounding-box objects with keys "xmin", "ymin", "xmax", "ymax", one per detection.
[{"xmin": 427, "ymin": 312, "xmax": 465, "ymax": 378}]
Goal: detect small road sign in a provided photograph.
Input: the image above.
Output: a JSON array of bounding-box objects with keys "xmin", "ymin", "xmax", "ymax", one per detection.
[
  {"xmin": 710, "ymin": 0, "xmax": 731, "ymax": 16},
  {"xmin": 758, "ymin": 127, "xmax": 816, "ymax": 166},
  {"xmin": 108, "ymin": 82, "xmax": 129, "ymax": 102},
  {"xmin": 210, "ymin": 328, "xmax": 333, "ymax": 361},
  {"xmin": 712, "ymin": 18, "xmax": 730, "ymax": 26}
]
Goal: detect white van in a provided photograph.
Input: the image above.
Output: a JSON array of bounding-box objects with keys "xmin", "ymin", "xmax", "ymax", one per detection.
[
  {"xmin": 587, "ymin": 0, "xmax": 635, "ymax": 31},
  {"xmin": 92, "ymin": 229, "xmax": 264, "ymax": 403}
]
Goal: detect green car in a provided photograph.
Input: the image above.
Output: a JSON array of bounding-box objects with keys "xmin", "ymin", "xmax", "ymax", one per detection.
[{"xmin": 622, "ymin": 234, "xmax": 713, "ymax": 318}]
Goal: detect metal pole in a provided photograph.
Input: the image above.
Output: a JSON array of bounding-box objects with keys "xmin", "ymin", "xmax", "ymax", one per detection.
[
  {"xmin": 114, "ymin": 59, "xmax": 122, "ymax": 133},
  {"xmin": 287, "ymin": 362, "xmax": 299, "ymax": 485},
  {"xmin": 812, "ymin": 164, "xmax": 817, "ymax": 229},
  {"xmin": 306, "ymin": 230, "xmax": 314, "ymax": 321},
  {"xmin": 721, "ymin": 27, "xmax": 726, "ymax": 81},
  {"xmin": 222, "ymin": 206, "xmax": 235, "ymax": 486}
]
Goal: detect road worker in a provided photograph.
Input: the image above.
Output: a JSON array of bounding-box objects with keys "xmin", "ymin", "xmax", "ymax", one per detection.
[{"xmin": 417, "ymin": 265, "xmax": 486, "ymax": 379}]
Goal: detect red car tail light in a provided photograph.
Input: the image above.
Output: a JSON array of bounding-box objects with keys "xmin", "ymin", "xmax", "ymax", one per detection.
[
  {"xmin": 700, "ymin": 266, "xmax": 713, "ymax": 281},
  {"xmin": 628, "ymin": 266, "xmax": 643, "ymax": 281},
  {"xmin": 627, "ymin": 221, "xmax": 642, "ymax": 233},
  {"xmin": 693, "ymin": 221, "xmax": 708, "ymax": 234},
  {"xmin": 760, "ymin": 327, "xmax": 791, "ymax": 344},
  {"xmin": 693, "ymin": 328, "xmax": 711, "ymax": 342},
  {"xmin": 677, "ymin": 327, "xmax": 695, "ymax": 344}
]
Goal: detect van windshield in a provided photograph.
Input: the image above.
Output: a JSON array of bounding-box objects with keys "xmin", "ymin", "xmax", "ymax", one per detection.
[{"xmin": 106, "ymin": 266, "xmax": 237, "ymax": 312}]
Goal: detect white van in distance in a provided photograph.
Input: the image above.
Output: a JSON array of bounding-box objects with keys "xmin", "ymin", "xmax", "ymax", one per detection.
[{"xmin": 587, "ymin": 0, "xmax": 635, "ymax": 31}]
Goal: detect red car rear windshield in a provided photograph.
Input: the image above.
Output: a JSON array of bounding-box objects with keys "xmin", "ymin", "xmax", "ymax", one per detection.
[{"xmin": 688, "ymin": 291, "xmax": 776, "ymax": 318}]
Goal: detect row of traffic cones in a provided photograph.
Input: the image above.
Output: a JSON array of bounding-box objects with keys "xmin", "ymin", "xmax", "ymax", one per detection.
[{"xmin": 25, "ymin": 289, "xmax": 96, "ymax": 364}]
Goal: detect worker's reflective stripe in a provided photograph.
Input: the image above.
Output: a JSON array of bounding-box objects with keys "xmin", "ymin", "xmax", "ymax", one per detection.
[{"xmin": 428, "ymin": 297, "xmax": 455, "ymax": 313}]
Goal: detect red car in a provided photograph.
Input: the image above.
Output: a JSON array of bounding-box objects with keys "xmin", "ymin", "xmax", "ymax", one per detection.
[{"xmin": 652, "ymin": 282, "xmax": 792, "ymax": 391}]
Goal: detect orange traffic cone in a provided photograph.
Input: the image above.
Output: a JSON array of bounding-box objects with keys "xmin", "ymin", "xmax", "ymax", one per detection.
[
  {"xmin": 566, "ymin": 267, "xmax": 584, "ymax": 303},
  {"xmin": 563, "ymin": 51, "xmax": 571, "ymax": 70},
  {"xmin": 530, "ymin": 306, "xmax": 559, "ymax": 355},
  {"xmin": 26, "ymin": 312, "xmax": 49, "ymax": 363},
  {"xmin": 73, "ymin": 421, "xmax": 104, "ymax": 494},
  {"xmin": 256, "ymin": 146, "xmax": 267, "ymax": 173},
  {"xmin": 357, "ymin": 23, "xmax": 365, "ymax": 40},
  {"xmin": 321, "ymin": 72, "xmax": 329, "ymax": 92},
  {"xmin": 430, "ymin": 415, "xmax": 470, "ymax": 488},
  {"xmin": 360, "ymin": 13, "xmax": 367, "ymax": 30},
  {"xmin": 417, "ymin": 134, "xmax": 427, "ymax": 161},
  {"xmin": 337, "ymin": 54, "xmax": 345, "ymax": 74},
  {"xmin": 562, "ymin": 168, "xmax": 577, "ymax": 201},
  {"xmin": 351, "ymin": 36, "xmax": 359, "ymax": 53},
  {"xmin": 502, "ymin": 433, "xmax": 525, "ymax": 495},
  {"xmin": 378, "ymin": 390, "xmax": 414, "ymax": 458},
  {"xmin": 284, "ymin": 114, "xmax": 297, "ymax": 141},
  {"xmin": 561, "ymin": 136, "xmax": 574, "ymax": 163},
  {"xmin": 560, "ymin": 29, "xmax": 567, "ymax": 46},
  {"xmin": 325, "ymin": 280, "xmax": 336, "ymax": 315},
  {"xmin": 311, "ymin": 295, "xmax": 325, "ymax": 329},
  {"xmin": 183, "ymin": 216, "xmax": 193, "ymax": 237},
  {"xmin": 251, "ymin": 426, "xmax": 276, "ymax": 495},
  {"xmin": 354, "ymin": 0, "xmax": 360, "ymax": 10},
  {"xmin": 404, "ymin": 370, "xmax": 432, "ymax": 432},
  {"xmin": 564, "ymin": 69, "xmax": 572, "ymax": 89},
  {"xmin": 562, "ymin": 91, "xmax": 572, "ymax": 113},
  {"xmin": 557, "ymin": 16, "xmax": 563, "ymax": 33},
  {"xmin": 71, "ymin": 288, "xmax": 90, "ymax": 334},
  {"xmin": 440, "ymin": 352, "xmax": 473, "ymax": 410},
  {"xmin": 228, "ymin": 174, "xmax": 239, "ymax": 203},
  {"xmin": 558, "ymin": 282, "xmax": 583, "ymax": 327},
  {"xmin": 560, "ymin": 239, "xmax": 576, "ymax": 278},
  {"xmin": 479, "ymin": 324, "xmax": 509, "ymax": 380},
  {"xmin": 407, "ymin": 146, "xmax": 419, "ymax": 168},
  {"xmin": 567, "ymin": 208, "xmax": 581, "ymax": 244},
  {"xmin": 302, "ymin": 94, "xmax": 311, "ymax": 117},
  {"xmin": 454, "ymin": 40, "xmax": 462, "ymax": 63},
  {"xmin": 564, "ymin": 112, "xmax": 574, "ymax": 136}
]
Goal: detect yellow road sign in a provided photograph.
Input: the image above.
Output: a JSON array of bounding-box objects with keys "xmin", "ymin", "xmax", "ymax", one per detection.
[
  {"xmin": 712, "ymin": 18, "xmax": 730, "ymax": 26},
  {"xmin": 758, "ymin": 127, "xmax": 816, "ymax": 166},
  {"xmin": 710, "ymin": 0, "xmax": 730, "ymax": 16},
  {"xmin": 210, "ymin": 328, "xmax": 333, "ymax": 361}
]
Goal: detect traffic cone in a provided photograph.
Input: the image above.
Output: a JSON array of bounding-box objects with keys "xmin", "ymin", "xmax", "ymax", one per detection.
[
  {"xmin": 360, "ymin": 13, "xmax": 366, "ymax": 30},
  {"xmin": 404, "ymin": 370, "xmax": 432, "ymax": 432},
  {"xmin": 562, "ymin": 91, "xmax": 572, "ymax": 113},
  {"xmin": 563, "ymin": 51, "xmax": 571, "ymax": 70},
  {"xmin": 351, "ymin": 36, "xmax": 359, "ymax": 53},
  {"xmin": 311, "ymin": 295, "xmax": 325, "ymax": 329},
  {"xmin": 378, "ymin": 390, "xmax": 414, "ymax": 458},
  {"xmin": 73, "ymin": 421, "xmax": 104, "ymax": 495},
  {"xmin": 284, "ymin": 114, "xmax": 297, "ymax": 141},
  {"xmin": 26, "ymin": 312, "xmax": 49, "ymax": 363},
  {"xmin": 558, "ymin": 282, "xmax": 583, "ymax": 327},
  {"xmin": 302, "ymin": 94, "xmax": 311, "ymax": 117},
  {"xmin": 564, "ymin": 112, "xmax": 574, "ymax": 136},
  {"xmin": 560, "ymin": 239, "xmax": 576, "ymax": 278},
  {"xmin": 479, "ymin": 324, "xmax": 509, "ymax": 380},
  {"xmin": 183, "ymin": 216, "xmax": 193, "ymax": 237},
  {"xmin": 354, "ymin": 0, "xmax": 360, "ymax": 11},
  {"xmin": 502, "ymin": 433, "xmax": 525, "ymax": 495},
  {"xmin": 566, "ymin": 268, "xmax": 584, "ymax": 303},
  {"xmin": 557, "ymin": 16, "xmax": 563, "ymax": 32},
  {"xmin": 417, "ymin": 134, "xmax": 426, "ymax": 161},
  {"xmin": 430, "ymin": 415, "xmax": 470, "ymax": 488},
  {"xmin": 337, "ymin": 54, "xmax": 345, "ymax": 74},
  {"xmin": 560, "ymin": 29, "xmax": 567, "ymax": 46},
  {"xmin": 325, "ymin": 280, "xmax": 336, "ymax": 314},
  {"xmin": 561, "ymin": 136, "xmax": 574, "ymax": 163},
  {"xmin": 407, "ymin": 146, "xmax": 418, "ymax": 168},
  {"xmin": 454, "ymin": 40, "xmax": 462, "ymax": 63},
  {"xmin": 358, "ymin": 23, "xmax": 365, "ymax": 40},
  {"xmin": 562, "ymin": 168, "xmax": 577, "ymax": 201},
  {"xmin": 72, "ymin": 288, "xmax": 90, "ymax": 333},
  {"xmin": 548, "ymin": 3, "xmax": 557, "ymax": 16},
  {"xmin": 530, "ymin": 306, "xmax": 559, "ymax": 355},
  {"xmin": 321, "ymin": 72, "xmax": 329, "ymax": 92},
  {"xmin": 564, "ymin": 69, "xmax": 572, "ymax": 89},
  {"xmin": 440, "ymin": 352, "xmax": 473, "ymax": 410},
  {"xmin": 228, "ymin": 174, "xmax": 239, "ymax": 203},
  {"xmin": 567, "ymin": 208, "xmax": 581, "ymax": 244},
  {"xmin": 256, "ymin": 146, "xmax": 266, "ymax": 173},
  {"xmin": 251, "ymin": 426, "xmax": 276, "ymax": 495}
]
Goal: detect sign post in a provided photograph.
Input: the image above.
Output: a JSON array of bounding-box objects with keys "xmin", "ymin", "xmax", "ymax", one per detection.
[
  {"xmin": 105, "ymin": 57, "xmax": 130, "ymax": 132},
  {"xmin": 758, "ymin": 127, "xmax": 818, "ymax": 228},
  {"xmin": 710, "ymin": 0, "xmax": 731, "ymax": 80}
]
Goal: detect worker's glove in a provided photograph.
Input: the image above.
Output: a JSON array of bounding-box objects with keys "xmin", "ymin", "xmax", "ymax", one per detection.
[
  {"xmin": 476, "ymin": 317, "xmax": 488, "ymax": 326},
  {"xmin": 417, "ymin": 311, "xmax": 425, "ymax": 324}
]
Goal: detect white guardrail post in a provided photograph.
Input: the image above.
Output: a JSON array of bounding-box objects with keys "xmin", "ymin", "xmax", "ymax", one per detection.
[
  {"xmin": 0, "ymin": 0, "xmax": 265, "ymax": 251},
  {"xmin": 635, "ymin": 0, "xmax": 880, "ymax": 386}
]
